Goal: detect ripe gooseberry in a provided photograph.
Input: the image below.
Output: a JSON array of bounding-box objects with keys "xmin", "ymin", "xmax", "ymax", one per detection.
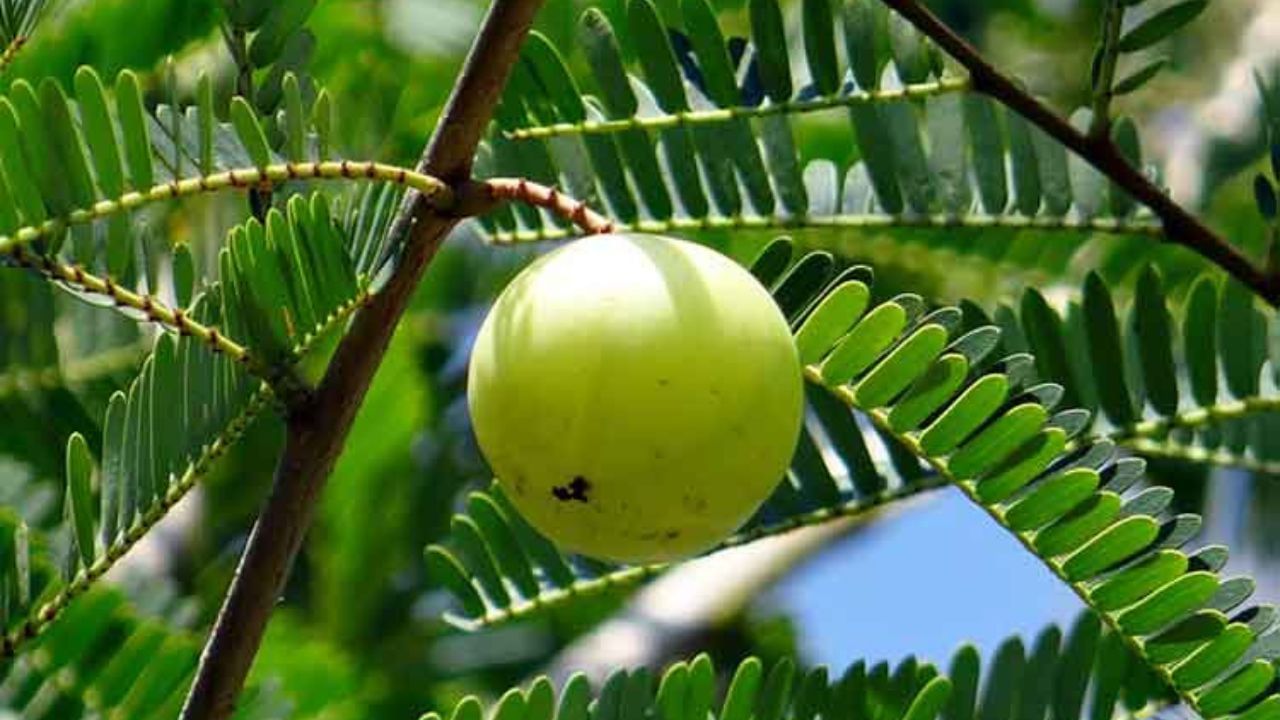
[{"xmin": 467, "ymin": 233, "xmax": 803, "ymax": 563}]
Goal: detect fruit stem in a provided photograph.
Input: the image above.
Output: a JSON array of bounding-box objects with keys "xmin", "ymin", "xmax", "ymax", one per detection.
[{"xmin": 479, "ymin": 177, "xmax": 617, "ymax": 235}]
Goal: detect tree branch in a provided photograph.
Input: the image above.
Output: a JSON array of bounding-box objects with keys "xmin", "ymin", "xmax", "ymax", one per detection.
[
  {"xmin": 880, "ymin": 0, "xmax": 1280, "ymax": 307},
  {"xmin": 178, "ymin": 0, "xmax": 547, "ymax": 717}
]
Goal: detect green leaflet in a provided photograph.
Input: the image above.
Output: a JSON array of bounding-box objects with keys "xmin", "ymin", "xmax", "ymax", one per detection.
[
  {"xmin": 629, "ymin": 0, "xmax": 708, "ymax": 217},
  {"xmin": 1118, "ymin": 572, "xmax": 1219, "ymax": 636},
  {"xmin": 231, "ymin": 96, "xmax": 273, "ymax": 169},
  {"xmin": 63, "ymin": 433, "xmax": 96, "ymax": 569},
  {"xmin": 1197, "ymin": 662, "xmax": 1275, "ymax": 716},
  {"xmin": 749, "ymin": 0, "xmax": 790, "ymax": 101},
  {"xmin": 114, "ymin": 70, "xmax": 154, "ymax": 191},
  {"xmin": 794, "ymin": 281, "xmax": 871, "ymax": 365},
  {"xmin": 247, "ymin": 0, "xmax": 317, "ymax": 67},
  {"xmin": 1003, "ymin": 468, "xmax": 1099, "ymax": 532},
  {"xmin": 820, "ymin": 302, "xmax": 909, "ymax": 384},
  {"xmin": 1117, "ymin": 0, "xmax": 1209, "ymax": 53},
  {"xmin": 964, "ymin": 96, "xmax": 1008, "ymax": 213},
  {"xmin": 1185, "ymin": 276, "xmax": 1220, "ymax": 406},
  {"xmin": 579, "ymin": 10, "xmax": 673, "ymax": 220},
  {"xmin": 1083, "ymin": 272, "xmax": 1136, "ymax": 426},
  {"xmin": 919, "ymin": 374, "xmax": 1008, "ymax": 457},
  {"xmin": 1173, "ymin": 623, "xmax": 1253, "ymax": 690},
  {"xmin": 853, "ymin": 324, "xmax": 949, "ymax": 409},
  {"xmin": 283, "ymin": 73, "xmax": 307, "ymax": 162},
  {"xmin": 802, "ymin": 0, "xmax": 839, "ymax": 95},
  {"xmin": 1131, "ymin": 267, "xmax": 1177, "ymax": 416},
  {"xmin": 73, "ymin": 67, "xmax": 126, "ymax": 198},
  {"xmin": 1033, "ymin": 492, "xmax": 1121, "ymax": 559},
  {"xmin": 887, "ymin": 354, "xmax": 969, "ymax": 434}
]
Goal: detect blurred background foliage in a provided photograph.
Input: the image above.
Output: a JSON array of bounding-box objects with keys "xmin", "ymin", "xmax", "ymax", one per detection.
[{"xmin": 3, "ymin": 0, "xmax": 1280, "ymax": 718}]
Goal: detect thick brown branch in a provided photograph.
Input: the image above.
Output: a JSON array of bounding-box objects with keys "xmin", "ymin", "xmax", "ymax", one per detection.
[
  {"xmin": 177, "ymin": 0, "xmax": 547, "ymax": 718},
  {"xmin": 880, "ymin": 0, "xmax": 1280, "ymax": 306}
]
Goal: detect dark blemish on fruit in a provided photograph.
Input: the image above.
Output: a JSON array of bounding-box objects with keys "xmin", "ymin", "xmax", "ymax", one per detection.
[
  {"xmin": 683, "ymin": 494, "xmax": 708, "ymax": 513},
  {"xmin": 658, "ymin": 378, "xmax": 670, "ymax": 387},
  {"xmin": 552, "ymin": 475, "xmax": 591, "ymax": 503},
  {"xmin": 664, "ymin": 529, "xmax": 680, "ymax": 540}
]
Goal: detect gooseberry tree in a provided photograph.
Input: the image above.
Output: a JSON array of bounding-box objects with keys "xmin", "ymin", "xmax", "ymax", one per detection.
[{"xmin": 2, "ymin": 0, "xmax": 1280, "ymax": 719}]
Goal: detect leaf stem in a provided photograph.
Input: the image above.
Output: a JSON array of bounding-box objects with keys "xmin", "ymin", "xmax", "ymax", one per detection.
[
  {"xmin": 177, "ymin": 0, "xmax": 549, "ymax": 716},
  {"xmin": 0, "ymin": 161, "xmax": 452, "ymax": 259},
  {"xmin": 484, "ymin": 209, "xmax": 1163, "ymax": 244},
  {"xmin": 880, "ymin": 0, "xmax": 1280, "ymax": 306},
  {"xmin": 6, "ymin": 248, "xmax": 274, "ymax": 387},
  {"xmin": 504, "ymin": 76, "xmax": 971, "ymax": 140},
  {"xmin": 1109, "ymin": 395, "xmax": 1280, "ymax": 443},
  {"xmin": 0, "ymin": 36, "xmax": 26, "ymax": 75}
]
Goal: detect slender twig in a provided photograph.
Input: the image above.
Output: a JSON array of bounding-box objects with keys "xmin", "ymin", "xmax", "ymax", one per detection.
[
  {"xmin": 7, "ymin": 250, "xmax": 258, "ymax": 376},
  {"xmin": 0, "ymin": 391, "xmax": 270, "ymax": 660},
  {"xmin": 0, "ymin": 161, "xmax": 452, "ymax": 259},
  {"xmin": 7, "ymin": 248, "xmax": 317, "ymax": 405},
  {"xmin": 1108, "ymin": 394, "xmax": 1280, "ymax": 443},
  {"xmin": 0, "ymin": 286, "xmax": 369, "ymax": 661},
  {"xmin": 880, "ymin": 0, "xmax": 1280, "ymax": 306},
  {"xmin": 479, "ymin": 178, "xmax": 618, "ymax": 234},
  {"xmin": 1124, "ymin": 439, "xmax": 1280, "ymax": 476},
  {"xmin": 178, "ymin": 0, "xmax": 548, "ymax": 717},
  {"xmin": 504, "ymin": 76, "xmax": 971, "ymax": 139},
  {"xmin": 484, "ymin": 208, "xmax": 1162, "ymax": 245},
  {"xmin": 0, "ymin": 36, "xmax": 26, "ymax": 74},
  {"xmin": 1089, "ymin": 0, "xmax": 1126, "ymax": 138}
]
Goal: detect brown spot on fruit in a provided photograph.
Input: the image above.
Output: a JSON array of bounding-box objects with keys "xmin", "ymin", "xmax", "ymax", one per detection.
[
  {"xmin": 552, "ymin": 475, "xmax": 591, "ymax": 503},
  {"xmin": 683, "ymin": 494, "xmax": 708, "ymax": 513}
]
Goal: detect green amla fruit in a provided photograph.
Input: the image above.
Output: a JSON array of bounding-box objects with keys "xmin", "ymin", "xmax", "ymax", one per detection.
[{"xmin": 467, "ymin": 233, "xmax": 803, "ymax": 564}]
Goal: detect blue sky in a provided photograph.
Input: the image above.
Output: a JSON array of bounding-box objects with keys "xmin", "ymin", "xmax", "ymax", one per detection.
[{"xmin": 770, "ymin": 486, "xmax": 1084, "ymax": 669}]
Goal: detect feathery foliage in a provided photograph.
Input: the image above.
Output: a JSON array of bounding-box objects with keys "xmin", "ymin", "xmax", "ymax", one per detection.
[
  {"xmin": 0, "ymin": 0, "xmax": 50, "ymax": 59},
  {"xmin": 0, "ymin": 0, "xmax": 1272, "ymax": 717},
  {"xmin": 977, "ymin": 269, "xmax": 1280, "ymax": 475},
  {"xmin": 414, "ymin": 618, "xmax": 1172, "ymax": 720},
  {"xmin": 430, "ymin": 240, "xmax": 1280, "ymax": 719},
  {"xmin": 0, "ymin": 197, "xmax": 379, "ymax": 661},
  {"xmin": 473, "ymin": 0, "xmax": 1163, "ymax": 284},
  {"xmin": 1, "ymin": 585, "xmax": 286, "ymax": 719}
]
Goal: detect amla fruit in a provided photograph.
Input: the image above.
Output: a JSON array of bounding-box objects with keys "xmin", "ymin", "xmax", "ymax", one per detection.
[{"xmin": 468, "ymin": 234, "xmax": 803, "ymax": 563}]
